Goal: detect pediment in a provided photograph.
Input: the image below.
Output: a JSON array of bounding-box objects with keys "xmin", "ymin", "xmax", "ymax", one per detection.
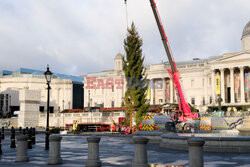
[{"xmin": 210, "ymin": 51, "xmax": 250, "ymax": 63}]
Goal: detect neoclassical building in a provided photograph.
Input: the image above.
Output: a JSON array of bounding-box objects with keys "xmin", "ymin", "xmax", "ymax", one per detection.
[
  {"xmin": 83, "ymin": 54, "xmax": 126, "ymax": 108},
  {"xmin": 84, "ymin": 21, "xmax": 250, "ymax": 112},
  {"xmin": 0, "ymin": 68, "xmax": 84, "ymax": 115}
]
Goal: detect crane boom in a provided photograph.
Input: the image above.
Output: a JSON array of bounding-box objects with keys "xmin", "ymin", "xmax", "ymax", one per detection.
[
  {"xmin": 149, "ymin": 0, "xmax": 176, "ymax": 73},
  {"xmin": 149, "ymin": 0, "xmax": 196, "ymax": 121}
]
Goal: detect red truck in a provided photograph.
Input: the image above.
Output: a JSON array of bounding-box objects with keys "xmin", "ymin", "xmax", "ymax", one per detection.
[
  {"xmin": 66, "ymin": 122, "xmax": 110, "ymax": 132},
  {"xmin": 64, "ymin": 107, "xmax": 125, "ymax": 132}
]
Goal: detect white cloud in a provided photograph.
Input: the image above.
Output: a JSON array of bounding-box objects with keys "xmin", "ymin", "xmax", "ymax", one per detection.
[{"xmin": 0, "ymin": 0, "xmax": 249, "ymax": 75}]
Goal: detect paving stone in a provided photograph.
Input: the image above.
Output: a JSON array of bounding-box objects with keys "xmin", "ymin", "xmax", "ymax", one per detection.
[{"xmin": 0, "ymin": 134, "xmax": 249, "ymax": 166}]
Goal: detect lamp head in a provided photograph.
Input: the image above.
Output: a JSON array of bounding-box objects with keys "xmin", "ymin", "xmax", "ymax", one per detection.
[{"xmin": 44, "ymin": 64, "xmax": 53, "ymax": 83}]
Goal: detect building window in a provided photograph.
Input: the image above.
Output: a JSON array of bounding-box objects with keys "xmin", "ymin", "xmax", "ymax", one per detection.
[
  {"xmin": 191, "ymin": 80, "xmax": 194, "ymax": 88},
  {"xmin": 191, "ymin": 98, "xmax": 195, "ymax": 105},
  {"xmin": 0, "ymin": 94, "xmax": 4, "ymax": 112},
  {"xmin": 112, "ymin": 86, "xmax": 114, "ymax": 92},
  {"xmin": 159, "ymin": 99, "xmax": 163, "ymax": 104},
  {"xmin": 5, "ymin": 94, "xmax": 8, "ymax": 112},
  {"xmin": 49, "ymin": 107, "xmax": 54, "ymax": 113},
  {"xmin": 210, "ymin": 97, "xmax": 212, "ymax": 104},
  {"xmin": 40, "ymin": 106, "xmax": 44, "ymax": 112},
  {"xmin": 203, "ymin": 97, "xmax": 205, "ymax": 106},
  {"xmin": 111, "ymin": 101, "xmax": 114, "ymax": 108}
]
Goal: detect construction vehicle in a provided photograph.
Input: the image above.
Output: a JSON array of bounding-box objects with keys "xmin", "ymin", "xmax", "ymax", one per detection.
[{"xmin": 149, "ymin": 0, "xmax": 198, "ymax": 131}]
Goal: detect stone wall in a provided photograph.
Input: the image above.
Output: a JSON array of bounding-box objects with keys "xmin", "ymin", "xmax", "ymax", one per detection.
[
  {"xmin": 18, "ymin": 89, "xmax": 40, "ymax": 128},
  {"xmin": 38, "ymin": 111, "xmax": 125, "ymax": 128}
]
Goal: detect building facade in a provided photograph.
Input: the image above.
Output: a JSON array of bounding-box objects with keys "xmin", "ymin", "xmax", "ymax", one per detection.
[
  {"xmin": 84, "ymin": 21, "xmax": 250, "ymax": 112},
  {"xmin": 83, "ymin": 54, "xmax": 126, "ymax": 108},
  {"xmin": 0, "ymin": 68, "xmax": 84, "ymax": 116}
]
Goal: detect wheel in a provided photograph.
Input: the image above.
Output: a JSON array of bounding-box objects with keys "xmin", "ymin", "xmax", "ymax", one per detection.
[
  {"xmin": 82, "ymin": 126, "xmax": 88, "ymax": 132},
  {"xmin": 165, "ymin": 122, "xmax": 175, "ymax": 131},
  {"xmin": 183, "ymin": 124, "xmax": 191, "ymax": 131}
]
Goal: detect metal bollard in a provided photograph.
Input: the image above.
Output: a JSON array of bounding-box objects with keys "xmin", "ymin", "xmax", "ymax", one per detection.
[
  {"xmin": 19, "ymin": 127, "xmax": 22, "ymax": 134},
  {"xmin": 10, "ymin": 127, "xmax": 16, "ymax": 148},
  {"xmin": 27, "ymin": 128, "xmax": 32, "ymax": 149},
  {"xmin": 16, "ymin": 135, "xmax": 29, "ymax": 162},
  {"xmin": 25, "ymin": 127, "xmax": 29, "ymax": 134},
  {"xmin": 85, "ymin": 136, "xmax": 101, "ymax": 167},
  {"xmin": 132, "ymin": 136, "xmax": 149, "ymax": 167},
  {"xmin": 32, "ymin": 127, "xmax": 36, "ymax": 145},
  {"xmin": 48, "ymin": 135, "xmax": 63, "ymax": 165},
  {"xmin": 1, "ymin": 127, "xmax": 4, "ymax": 140},
  {"xmin": 0, "ymin": 132, "xmax": 2, "ymax": 155},
  {"xmin": 23, "ymin": 129, "xmax": 26, "ymax": 136},
  {"xmin": 187, "ymin": 137, "xmax": 205, "ymax": 167}
]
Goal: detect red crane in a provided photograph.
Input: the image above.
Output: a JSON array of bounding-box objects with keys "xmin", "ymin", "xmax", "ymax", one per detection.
[{"xmin": 149, "ymin": 0, "xmax": 198, "ymax": 123}]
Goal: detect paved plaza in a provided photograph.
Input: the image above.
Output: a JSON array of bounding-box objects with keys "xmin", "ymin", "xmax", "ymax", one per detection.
[{"xmin": 0, "ymin": 133, "xmax": 250, "ymax": 166}]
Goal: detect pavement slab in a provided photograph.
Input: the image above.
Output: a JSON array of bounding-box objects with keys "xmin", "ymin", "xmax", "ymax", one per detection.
[{"xmin": 0, "ymin": 134, "xmax": 249, "ymax": 166}]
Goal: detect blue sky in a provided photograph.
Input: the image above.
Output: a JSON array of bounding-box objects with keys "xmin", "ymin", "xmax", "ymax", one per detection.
[{"xmin": 0, "ymin": 0, "xmax": 249, "ymax": 76}]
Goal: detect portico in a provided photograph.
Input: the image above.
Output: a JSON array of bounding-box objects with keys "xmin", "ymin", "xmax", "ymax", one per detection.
[{"xmin": 211, "ymin": 66, "xmax": 250, "ymax": 105}]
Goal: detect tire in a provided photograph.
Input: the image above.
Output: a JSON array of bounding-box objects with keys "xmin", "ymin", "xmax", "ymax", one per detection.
[
  {"xmin": 82, "ymin": 126, "xmax": 88, "ymax": 132},
  {"xmin": 183, "ymin": 124, "xmax": 191, "ymax": 131},
  {"xmin": 165, "ymin": 122, "xmax": 175, "ymax": 131}
]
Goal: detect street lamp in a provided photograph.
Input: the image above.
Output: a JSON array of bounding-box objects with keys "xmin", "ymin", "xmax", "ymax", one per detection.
[{"xmin": 44, "ymin": 64, "xmax": 53, "ymax": 150}]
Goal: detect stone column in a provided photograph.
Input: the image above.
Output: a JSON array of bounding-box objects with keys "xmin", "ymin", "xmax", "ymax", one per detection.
[
  {"xmin": 187, "ymin": 137, "xmax": 205, "ymax": 167},
  {"xmin": 240, "ymin": 67, "xmax": 245, "ymax": 103},
  {"xmin": 211, "ymin": 70, "xmax": 216, "ymax": 104},
  {"xmin": 57, "ymin": 88, "xmax": 60, "ymax": 112},
  {"xmin": 132, "ymin": 136, "xmax": 149, "ymax": 167},
  {"xmin": 16, "ymin": 135, "xmax": 29, "ymax": 162},
  {"xmin": 230, "ymin": 68, "xmax": 235, "ymax": 103},
  {"xmin": 85, "ymin": 136, "xmax": 101, "ymax": 167},
  {"xmin": 150, "ymin": 79, "xmax": 155, "ymax": 105},
  {"xmin": 162, "ymin": 78, "xmax": 166, "ymax": 104},
  {"xmin": 170, "ymin": 79, "xmax": 174, "ymax": 103},
  {"xmin": 204, "ymin": 73, "xmax": 208, "ymax": 105},
  {"xmin": 48, "ymin": 135, "xmax": 63, "ymax": 165},
  {"xmin": 220, "ymin": 69, "xmax": 225, "ymax": 103}
]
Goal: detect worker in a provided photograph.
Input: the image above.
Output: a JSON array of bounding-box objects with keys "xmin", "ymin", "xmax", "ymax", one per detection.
[{"xmin": 73, "ymin": 121, "xmax": 78, "ymax": 134}]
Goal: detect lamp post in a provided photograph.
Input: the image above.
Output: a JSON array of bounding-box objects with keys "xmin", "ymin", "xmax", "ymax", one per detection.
[{"xmin": 44, "ymin": 65, "xmax": 53, "ymax": 150}]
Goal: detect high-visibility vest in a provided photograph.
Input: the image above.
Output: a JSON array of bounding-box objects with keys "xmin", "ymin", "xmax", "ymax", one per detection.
[{"xmin": 73, "ymin": 123, "xmax": 77, "ymax": 130}]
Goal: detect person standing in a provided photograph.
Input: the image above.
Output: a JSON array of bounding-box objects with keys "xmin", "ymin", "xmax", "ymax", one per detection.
[{"xmin": 73, "ymin": 121, "xmax": 78, "ymax": 134}]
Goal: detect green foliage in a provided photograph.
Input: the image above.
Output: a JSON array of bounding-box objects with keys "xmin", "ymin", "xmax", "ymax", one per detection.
[
  {"xmin": 242, "ymin": 105, "xmax": 247, "ymax": 111},
  {"xmin": 122, "ymin": 23, "xmax": 149, "ymax": 128}
]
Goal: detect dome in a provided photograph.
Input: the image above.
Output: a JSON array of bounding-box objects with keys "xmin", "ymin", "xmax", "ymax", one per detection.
[
  {"xmin": 115, "ymin": 53, "xmax": 123, "ymax": 59},
  {"xmin": 242, "ymin": 21, "xmax": 250, "ymax": 38}
]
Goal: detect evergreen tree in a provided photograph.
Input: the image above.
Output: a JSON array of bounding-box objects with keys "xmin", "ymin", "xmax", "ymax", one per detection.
[{"xmin": 122, "ymin": 23, "xmax": 149, "ymax": 129}]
